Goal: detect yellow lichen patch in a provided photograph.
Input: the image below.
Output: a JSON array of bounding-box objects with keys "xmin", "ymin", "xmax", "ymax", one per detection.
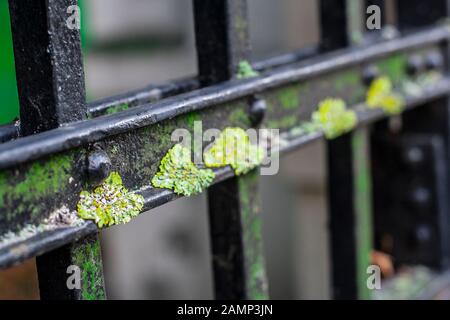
[
  {"xmin": 152, "ymin": 144, "xmax": 215, "ymax": 196},
  {"xmin": 366, "ymin": 76, "xmax": 405, "ymax": 115},
  {"xmin": 237, "ymin": 60, "xmax": 259, "ymax": 79},
  {"xmin": 77, "ymin": 172, "xmax": 144, "ymax": 228},
  {"xmin": 204, "ymin": 127, "xmax": 265, "ymax": 175},
  {"xmin": 312, "ymin": 98, "xmax": 357, "ymax": 140}
]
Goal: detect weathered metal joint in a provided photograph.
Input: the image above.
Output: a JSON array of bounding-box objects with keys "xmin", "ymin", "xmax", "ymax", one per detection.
[
  {"xmin": 88, "ymin": 146, "xmax": 112, "ymax": 186},
  {"xmin": 363, "ymin": 65, "xmax": 380, "ymax": 85},
  {"xmin": 407, "ymin": 55, "xmax": 425, "ymax": 76},
  {"xmin": 249, "ymin": 96, "xmax": 267, "ymax": 127}
]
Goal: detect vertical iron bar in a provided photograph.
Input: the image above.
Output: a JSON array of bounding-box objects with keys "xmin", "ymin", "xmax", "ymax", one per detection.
[
  {"xmin": 321, "ymin": 0, "xmax": 375, "ymax": 300},
  {"xmin": 396, "ymin": 0, "xmax": 449, "ymax": 31},
  {"xmin": 194, "ymin": 0, "xmax": 250, "ymax": 84},
  {"xmin": 8, "ymin": 0, "xmax": 106, "ymax": 299},
  {"xmin": 36, "ymin": 234, "xmax": 106, "ymax": 300},
  {"xmin": 319, "ymin": 0, "xmax": 349, "ymax": 52},
  {"xmin": 390, "ymin": 0, "xmax": 450, "ymax": 268},
  {"xmin": 8, "ymin": 0, "xmax": 86, "ymax": 135},
  {"xmin": 193, "ymin": 0, "xmax": 269, "ymax": 299}
]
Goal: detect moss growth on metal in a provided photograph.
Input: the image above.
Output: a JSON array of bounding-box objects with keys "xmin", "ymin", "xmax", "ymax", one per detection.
[
  {"xmin": 277, "ymin": 85, "xmax": 300, "ymax": 110},
  {"xmin": 266, "ymin": 115, "xmax": 298, "ymax": 130},
  {"xmin": 0, "ymin": 154, "xmax": 73, "ymax": 221},
  {"xmin": 72, "ymin": 238, "xmax": 106, "ymax": 300},
  {"xmin": 237, "ymin": 172, "xmax": 268, "ymax": 299},
  {"xmin": 228, "ymin": 108, "xmax": 251, "ymax": 127},
  {"xmin": 237, "ymin": 60, "xmax": 259, "ymax": 79},
  {"xmin": 335, "ymin": 70, "xmax": 360, "ymax": 92},
  {"xmin": 288, "ymin": 122, "xmax": 320, "ymax": 137},
  {"xmin": 133, "ymin": 121, "xmax": 181, "ymax": 179},
  {"xmin": 77, "ymin": 172, "xmax": 144, "ymax": 228},
  {"xmin": 186, "ymin": 111, "xmax": 201, "ymax": 129},
  {"xmin": 152, "ymin": 144, "xmax": 215, "ymax": 196},
  {"xmin": 366, "ymin": 76, "xmax": 405, "ymax": 115},
  {"xmin": 204, "ymin": 128, "xmax": 264, "ymax": 176},
  {"xmin": 335, "ymin": 70, "xmax": 365, "ymax": 103},
  {"xmin": 0, "ymin": 154, "xmax": 72, "ymax": 206},
  {"xmin": 376, "ymin": 55, "xmax": 407, "ymax": 84},
  {"xmin": 105, "ymin": 103, "xmax": 129, "ymax": 115},
  {"xmin": 312, "ymin": 98, "xmax": 357, "ymax": 139}
]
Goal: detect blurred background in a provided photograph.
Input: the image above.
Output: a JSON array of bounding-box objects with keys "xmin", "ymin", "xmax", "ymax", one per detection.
[{"xmin": 0, "ymin": 0, "xmax": 397, "ymax": 299}]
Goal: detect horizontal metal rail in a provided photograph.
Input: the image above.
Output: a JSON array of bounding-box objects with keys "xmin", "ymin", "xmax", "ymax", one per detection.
[
  {"xmin": 90, "ymin": 45, "xmax": 318, "ymax": 117},
  {"xmin": 0, "ymin": 46, "xmax": 319, "ymax": 142},
  {"xmin": 0, "ymin": 25, "xmax": 447, "ymax": 169},
  {"xmin": 0, "ymin": 24, "xmax": 449, "ymax": 269},
  {"xmin": 1, "ymin": 74, "xmax": 450, "ymax": 269}
]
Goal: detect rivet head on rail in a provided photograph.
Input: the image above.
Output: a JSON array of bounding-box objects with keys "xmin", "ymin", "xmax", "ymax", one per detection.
[
  {"xmin": 410, "ymin": 186, "xmax": 431, "ymax": 207},
  {"xmin": 415, "ymin": 224, "xmax": 432, "ymax": 245},
  {"xmin": 403, "ymin": 146, "xmax": 425, "ymax": 166},
  {"xmin": 425, "ymin": 52, "xmax": 444, "ymax": 71},
  {"xmin": 88, "ymin": 149, "xmax": 112, "ymax": 186},
  {"xmin": 249, "ymin": 96, "xmax": 267, "ymax": 126},
  {"xmin": 407, "ymin": 55, "xmax": 424, "ymax": 76},
  {"xmin": 363, "ymin": 65, "xmax": 380, "ymax": 85},
  {"xmin": 381, "ymin": 25, "xmax": 399, "ymax": 40}
]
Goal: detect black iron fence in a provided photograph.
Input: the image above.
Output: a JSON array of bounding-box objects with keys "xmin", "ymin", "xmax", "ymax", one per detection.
[{"xmin": 1, "ymin": 0, "xmax": 450, "ymax": 300}]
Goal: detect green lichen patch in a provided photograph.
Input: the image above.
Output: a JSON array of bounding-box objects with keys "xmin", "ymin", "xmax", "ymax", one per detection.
[
  {"xmin": 265, "ymin": 115, "xmax": 298, "ymax": 130},
  {"xmin": 376, "ymin": 55, "xmax": 407, "ymax": 84},
  {"xmin": 152, "ymin": 144, "xmax": 215, "ymax": 196},
  {"xmin": 277, "ymin": 85, "xmax": 300, "ymax": 110},
  {"xmin": 237, "ymin": 60, "xmax": 259, "ymax": 79},
  {"xmin": 335, "ymin": 70, "xmax": 360, "ymax": 92},
  {"xmin": 77, "ymin": 172, "xmax": 144, "ymax": 228},
  {"xmin": 288, "ymin": 122, "xmax": 321, "ymax": 137},
  {"xmin": 204, "ymin": 128, "xmax": 265, "ymax": 175},
  {"xmin": 366, "ymin": 76, "xmax": 405, "ymax": 115},
  {"xmin": 228, "ymin": 108, "xmax": 251, "ymax": 127},
  {"xmin": 105, "ymin": 103, "xmax": 129, "ymax": 115},
  {"xmin": 312, "ymin": 98, "xmax": 357, "ymax": 140}
]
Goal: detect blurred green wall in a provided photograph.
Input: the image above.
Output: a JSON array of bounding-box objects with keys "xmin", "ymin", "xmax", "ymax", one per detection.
[{"xmin": 0, "ymin": 0, "xmax": 19, "ymax": 125}]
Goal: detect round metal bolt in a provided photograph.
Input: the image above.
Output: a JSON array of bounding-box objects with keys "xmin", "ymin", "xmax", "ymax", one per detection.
[
  {"xmin": 403, "ymin": 147, "xmax": 424, "ymax": 166},
  {"xmin": 425, "ymin": 52, "xmax": 444, "ymax": 71},
  {"xmin": 407, "ymin": 55, "xmax": 424, "ymax": 76},
  {"xmin": 363, "ymin": 65, "xmax": 380, "ymax": 86},
  {"xmin": 410, "ymin": 186, "xmax": 431, "ymax": 207},
  {"xmin": 381, "ymin": 25, "xmax": 400, "ymax": 40},
  {"xmin": 249, "ymin": 97, "xmax": 267, "ymax": 126},
  {"xmin": 415, "ymin": 224, "xmax": 432, "ymax": 245},
  {"xmin": 88, "ymin": 149, "xmax": 112, "ymax": 186}
]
